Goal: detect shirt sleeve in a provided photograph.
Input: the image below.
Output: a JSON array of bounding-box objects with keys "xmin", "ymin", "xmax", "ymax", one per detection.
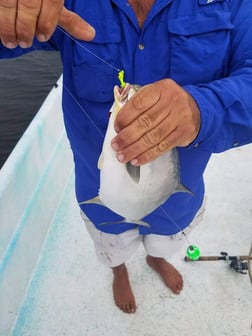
[{"xmin": 184, "ymin": 0, "xmax": 252, "ymax": 153}]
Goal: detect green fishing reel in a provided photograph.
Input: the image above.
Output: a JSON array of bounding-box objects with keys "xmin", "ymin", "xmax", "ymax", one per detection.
[{"xmin": 186, "ymin": 245, "xmax": 201, "ymax": 261}]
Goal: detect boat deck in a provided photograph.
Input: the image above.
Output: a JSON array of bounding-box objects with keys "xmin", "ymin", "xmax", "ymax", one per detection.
[{"xmin": 0, "ymin": 79, "xmax": 251, "ymax": 336}]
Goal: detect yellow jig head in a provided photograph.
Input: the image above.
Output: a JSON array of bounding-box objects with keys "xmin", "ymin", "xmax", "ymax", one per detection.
[{"xmin": 118, "ymin": 70, "xmax": 126, "ymax": 88}]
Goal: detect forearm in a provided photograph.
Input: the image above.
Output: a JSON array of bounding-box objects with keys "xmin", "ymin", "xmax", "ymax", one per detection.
[
  {"xmin": 184, "ymin": 0, "xmax": 252, "ymax": 153},
  {"xmin": 184, "ymin": 73, "xmax": 252, "ymax": 152}
]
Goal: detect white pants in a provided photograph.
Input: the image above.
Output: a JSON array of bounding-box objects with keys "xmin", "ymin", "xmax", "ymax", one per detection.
[{"xmin": 81, "ymin": 205, "xmax": 205, "ymax": 268}]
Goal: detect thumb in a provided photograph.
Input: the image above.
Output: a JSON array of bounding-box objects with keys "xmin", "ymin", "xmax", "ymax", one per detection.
[{"xmin": 58, "ymin": 7, "xmax": 95, "ymax": 41}]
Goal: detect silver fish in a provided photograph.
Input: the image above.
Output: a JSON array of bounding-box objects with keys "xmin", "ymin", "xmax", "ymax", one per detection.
[{"xmin": 80, "ymin": 84, "xmax": 191, "ymax": 227}]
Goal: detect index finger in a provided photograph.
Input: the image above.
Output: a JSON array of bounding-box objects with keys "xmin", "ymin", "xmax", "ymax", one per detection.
[
  {"xmin": 114, "ymin": 84, "xmax": 160, "ymax": 132},
  {"xmin": 58, "ymin": 7, "xmax": 95, "ymax": 41},
  {"xmin": 36, "ymin": 2, "xmax": 95, "ymax": 42}
]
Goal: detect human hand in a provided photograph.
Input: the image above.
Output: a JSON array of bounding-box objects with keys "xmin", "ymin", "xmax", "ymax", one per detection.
[
  {"xmin": 111, "ymin": 79, "xmax": 201, "ymax": 165},
  {"xmin": 0, "ymin": 0, "xmax": 95, "ymax": 49}
]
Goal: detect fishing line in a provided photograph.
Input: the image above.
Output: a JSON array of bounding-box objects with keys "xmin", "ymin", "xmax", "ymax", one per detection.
[
  {"xmin": 160, "ymin": 205, "xmax": 193, "ymax": 245},
  {"xmin": 62, "ymin": 84, "xmax": 105, "ymax": 138},
  {"xmin": 32, "ymin": 47, "xmax": 105, "ymax": 139},
  {"xmin": 56, "ymin": 26, "xmax": 126, "ymax": 88},
  {"xmin": 56, "ymin": 26, "xmax": 121, "ymax": 73},
  {"xmin": 34, "ymin": 26, "xmax": 127, "ymax": 138}
]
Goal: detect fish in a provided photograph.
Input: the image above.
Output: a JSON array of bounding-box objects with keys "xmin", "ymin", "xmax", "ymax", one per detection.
[{"xmin": 80, "ymin": 83, "xmax": 191, "ymax": 227}]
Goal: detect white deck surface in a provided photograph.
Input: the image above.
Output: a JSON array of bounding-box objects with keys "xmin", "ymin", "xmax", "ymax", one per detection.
[
  {"xmin": 11, "ymin": 147, "xmax": 252, "ymax": 336},
  {"xmin": 0, "ymin": 79, "xmax": 251, "ymax": 335}
]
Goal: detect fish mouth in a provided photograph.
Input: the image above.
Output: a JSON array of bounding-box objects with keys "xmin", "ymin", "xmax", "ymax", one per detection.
[{"xmin": 116, "ymin": 84, "xmax": 141, "ymax": 103}]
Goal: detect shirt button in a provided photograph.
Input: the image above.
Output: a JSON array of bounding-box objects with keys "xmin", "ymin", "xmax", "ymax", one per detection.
[
  {"xmin": 194, "ymin": 142, "xmax": 200, "ymax": 148},
  {"xmin": 233, "ymin": 141, "xmax": 239, "ymax": 147},
  {"xmin": 138, "ymin": 43, "xmax": 145, "ymax": 50}
]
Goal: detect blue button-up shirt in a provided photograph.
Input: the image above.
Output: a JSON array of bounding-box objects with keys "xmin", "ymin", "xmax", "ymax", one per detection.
[{"xmin": 1, "ymin": 0, "xmax": 252, "ymax": 235}]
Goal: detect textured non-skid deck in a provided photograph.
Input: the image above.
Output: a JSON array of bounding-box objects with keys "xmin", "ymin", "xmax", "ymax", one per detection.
[{"xmin": 11, "ymin": 145, "xmax": 252, "ymax": 336}]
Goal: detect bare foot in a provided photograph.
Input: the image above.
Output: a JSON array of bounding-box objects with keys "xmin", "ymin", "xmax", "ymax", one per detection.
[
  {"xmin": 146, "ymin": 255, "xmax": 183, "ymax": 294},
  {"xmin": 112, "ymin": 264, "xmax": 136, "ymax": 313}
]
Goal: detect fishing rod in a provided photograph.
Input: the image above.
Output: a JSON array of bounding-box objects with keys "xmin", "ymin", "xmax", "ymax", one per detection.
[
  {"xmin": 248, "ymin": 243, "xmax": 252, "ymax": 283},
  {"xmin": 185, "ymin": 248, "xmax": 252, "ymax": 279}
]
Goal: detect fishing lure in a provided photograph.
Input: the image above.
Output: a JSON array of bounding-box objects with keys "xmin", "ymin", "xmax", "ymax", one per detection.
[
  {"xmin": 185, "ymin": 250, "xmax": 252, "ymax": 282},
  {"xmin": 118, "ymin": 70, "xmax": 126, "ymax": 88}
]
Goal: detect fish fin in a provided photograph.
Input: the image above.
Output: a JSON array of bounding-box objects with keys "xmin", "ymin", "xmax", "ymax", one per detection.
[
  {"xmin": 126, "ymin": 162, "xmax": 140, "ymax": 183},
  {"xmin": 97, "ymin": 152, "xmax": 104, "ymax": 170},
  {"xmin": 79, "ymin": 196, "xmax": 103, "ymax": 206},
  {"xmin": 99, "ymin": 220, "xmax": 126, "ymax": 226},
  {"xmin": 130, "ymin": 219, "xmax": 151, "ymax": 228},
  {"xmin": 99, "ymin": 218, "xmax": 150, "ymax": 228},
  {"xmin": 176, "ymin": 183, "xmax": 194, "ymax": 196}
]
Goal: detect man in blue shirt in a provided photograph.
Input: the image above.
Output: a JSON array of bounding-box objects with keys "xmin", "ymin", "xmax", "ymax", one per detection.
[{"xmin": 1, "ymin": 0, "xmax": 252, "ymax": 314}]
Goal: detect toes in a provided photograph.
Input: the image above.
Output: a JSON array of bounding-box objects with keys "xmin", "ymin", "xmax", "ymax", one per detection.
[
  {"xmin": 168, "ymin": 275, "xmax": 183, "ymax": 294},
  {"xmin": 174, "ymin": 286, "xmax": 182, "ymax": 294},
  {"xmin": 146, "ymin": 256, "xmax": 184, "ymax": 294},
  {"xmin": 129, "ymin": 302, "xmax": 137, "ymax": 313},
  {"xmin": 119, "ymin": 302, "xmax": 136, "ymax": 314}
]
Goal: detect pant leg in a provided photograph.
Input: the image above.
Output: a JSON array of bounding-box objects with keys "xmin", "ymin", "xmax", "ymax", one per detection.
[{"xmin": 81, "ymin": 211, "xmax": 143, "ymax": 268}]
